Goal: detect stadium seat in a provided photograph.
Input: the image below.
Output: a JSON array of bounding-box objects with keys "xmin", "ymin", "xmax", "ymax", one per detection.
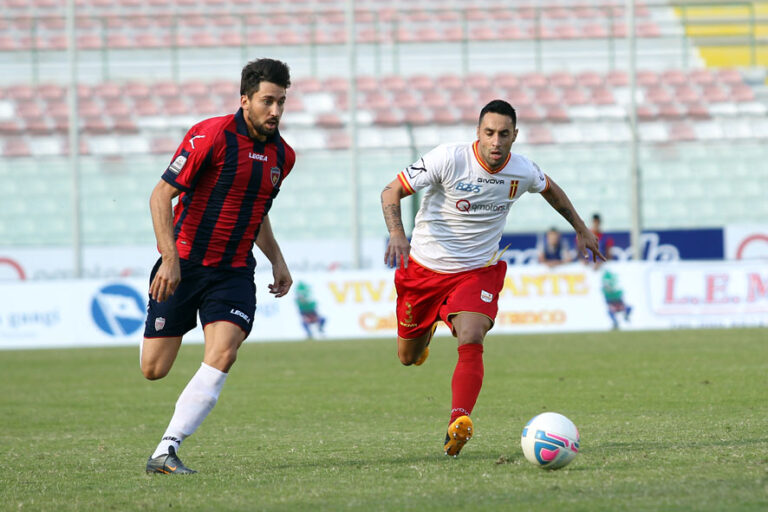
[{"xmin": 3, "ymin": 138, "xmax": 32, "ymax": 157}]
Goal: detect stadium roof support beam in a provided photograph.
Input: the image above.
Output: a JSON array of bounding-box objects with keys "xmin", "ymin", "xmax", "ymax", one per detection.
[
  {"xmin": 627, "ymin": 0, "xmax": 642, "ymax": 261},
  {"xmin": 67, "ymin": 0, "xmax": 83, "ymax": 278},
  {"xmin": 346, "ymin": 0, "xmax": 361, "ymax": 269}
]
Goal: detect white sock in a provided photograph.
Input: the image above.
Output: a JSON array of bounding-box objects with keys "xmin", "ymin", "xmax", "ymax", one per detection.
[{"xmin": 151, "ymin": 362, "xmax": 228, "ymax": 458}]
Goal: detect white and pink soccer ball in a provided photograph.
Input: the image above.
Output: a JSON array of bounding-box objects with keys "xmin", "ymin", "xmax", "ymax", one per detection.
[{"xmin": 521, "ymin": 412, "xmax": 580, "ymax": 470}]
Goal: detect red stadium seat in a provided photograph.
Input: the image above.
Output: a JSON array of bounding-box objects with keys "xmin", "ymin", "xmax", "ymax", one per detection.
[
  {"xmin": 715, "ymin": 68, "xmax": 743, "ymax": 85},
  {"xmin": 153, "ymin": 81, "xmax": 181, "ymax": 99},
  {"xmin": 81, "ymin": 116, "xmax": 111, "ymax": 134},
  {"xmin": 16, "ymin": 100, "xmax": 44, "ymax": 119},
  {"xmin": 545, "ymin": 105, "xmax": 570, "ymax": 122},
  {"xmin": 661, "ymin": 69, "xmax": 687, "ymax": 86},
  {"xmin": 517, "ymin": 106, "xmax": 545, "ymax": 123},
  {"xmin": 636, "ymin": 104, "xmax": 658, "ymax": 121},
  {"xmin": 458, "ymin": 106, "xmax": 480, "ymax": 124},
  {"xmin": 107, "ymin": 33, "xmax": 133, "ymax": 49},
  {"xmin": 449, "ymin": 91, "xmax": 477, "ymax": 109},
  {"xmin": 188, "ymin": 98, "xmax": 219, "ymax": 115},
  {"xmin": 372, "ymin": 108, "xmax": 404, "ymax": 126},
  {"xmin": 7, "ymin": 85, "xmax": 35, "ymax": 101},
  {"xmin": 3, "ymin": 138, "xmax": 32, "ymax": 157},
  {"xmin": 562, "ymin": 88, "xmax": 589, "ymax": 106},
  {"xmin": 322, "ymin": 76, "xmax": 348, "ymax": 93},
  {"xmin": 422, "ymin": 90, "xmax": 448, "ymax": 109},
  {"xmin": 689, "ymin": 68, "xmax": 716, "ymax": 85},
  {"xmin": 657, "ymin": 102, "xmax": 686, "ymax": 120},
  {"xmin": 465, "ymin": 75, "xmax": 491, "ymax": 90},
  {"xmin": 410, "ymin": 75, "xmax": 434, "ymax": 92},
  {"xmin": 524, "ymin": 125, "xmax": 554, "ymax": 145},
  {"xmin": 77, "ymin": 34, "xmax": 103, "ymax": 50},
  {"xmin": 432, "ymin": 107, "xmax": 460, "ymax": 125},
  {"xmin": 436, "ymin": 73, "xmax": 464, "ymax": 92},
  {"xmin": 78, "ymin": 100, "xmax": 103, "ymax": 118},
  {"xmin": 325, "ymin": 130, "xmax": 350, "ymax": 150},
  {"xmin": 548, "ymin": 71, "xmax": 576, "ymax": 88},
  {"xmin": 606, "ymin": 70, "xmax": 629, "ymax": 87},
  {"xmin": 701, "ymin": 85, "xmax": 729, "ymax": 103},
  {"xmin": 150, "ymin": 137, "xmax": 180, "ymax": 155},
  {"xmin": 356, "ymin": 76, "xmax": 379, "ymax": 93},
  {"xmin": 672, "ymin": 84, "xmax": 700, "ymax": 104},
  {"xmin": 582, "ymin": 23, "xmax": 608, "ymax": 39},
  {"xmin": 381, "ymin": 75, "xmax": 407, "ymax": 93},
  {"xmin": 637, "ymin": 22, "xmax": 661, "ymax": 38},
  {"xmin": 668, "ymin": 121, "xmax": 696, "ymax": 141},
  {"xmin": 219, "ymin": 32, "xmax": 243, "ymax": 47},
  {"xmin": 645, "ymin": 86, "xmax": 672, "ymax": 104},
  {"xmin": 504, "ymin": 88, "xmax": 532, "ymax": 108},
  {"xmin": 0, "ymin": 119, "xmax": 24, "ymax": 135},
  {"xmin": 730, "ymin": 84, "xmax": 755, "ymax": 102},
  {"xmin": 315, "ymin": 113, "xmax": 344, "ymax": 128},
  {"xmin": 533, "ymin": 87, "xmax": 561, "ymax": 107},
  {"xmin": 403, "ymin": 108, "xmax": 433, "ymax": 126},
  {"xmin": 134, "ymin": 98, "xmax": 160, "ymax": 116},
  {"xmin": 24, "ymin": 118, "xmax": 53, "ymax": 135},
  {"xmin": 683, "ymin": 102, "xmax": 710, "ymax": 119},
  {"xmin": 494, "ymin": 73, "xmax": 520, "ymax": 89},
  {"xmin": 637, "ymin": 70, "xmax": 659, "ymax": 86},
  {"xmin": 498, "ymin": 25, "xmax": 527, "ymax": 41},
  {"xmin": 113, "ymin": 117, "xmax": 139, "ymax": 134},
  {"xmin": 590, "ymin": 87, "xmax": 615, "ymax": 105},
  {"xmin": 163, "ymin": 98, "xmax": 190, "ymax": 116},
  {"xmin": 520, "ymin": 72, "xmax": 548, "ymax": 89}
]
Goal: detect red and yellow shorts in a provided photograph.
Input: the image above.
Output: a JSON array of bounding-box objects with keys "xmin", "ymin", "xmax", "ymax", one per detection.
[{"xmin": 394, "ymin": 257, "xmax": 507, "ymax": 339}]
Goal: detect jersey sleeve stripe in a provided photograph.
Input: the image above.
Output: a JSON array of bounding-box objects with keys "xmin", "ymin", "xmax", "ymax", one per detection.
[{"xmin": 397, "ymin": 172, "xmax": 415, "ymax": 195}]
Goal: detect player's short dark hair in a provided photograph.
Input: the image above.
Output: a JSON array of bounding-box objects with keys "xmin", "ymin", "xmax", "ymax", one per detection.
[
  {"xmin": 592, "ymin": 213, "xmax": 602, "ymax": 222},
  {"xmin": 479, "ymin": 99, "xmax": 517, "ymax": 126},
  {"xmin": 240, "ymin": 58, "xmax": 291, "ymax": 98}
]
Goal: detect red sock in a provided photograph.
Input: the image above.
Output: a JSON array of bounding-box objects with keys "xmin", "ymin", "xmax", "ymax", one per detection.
[{"xmin": 450, "ymin": 343, "xmax": 484, "ymax": 424}]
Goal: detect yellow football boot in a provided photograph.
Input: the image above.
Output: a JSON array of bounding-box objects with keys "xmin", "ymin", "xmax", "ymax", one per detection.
[{"xmin": 444, "ymin": 415, "xmax": 473, "ymax": 457}]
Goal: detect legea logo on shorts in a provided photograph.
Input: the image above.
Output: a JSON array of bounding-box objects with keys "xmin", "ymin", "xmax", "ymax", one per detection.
[
  {"xmin": 230, "ymin": 308, "xmax": 251, "ymax": 323},
  {"xmin": 91, "ymin": 283, "xmax": 146, "ymax": 336}
]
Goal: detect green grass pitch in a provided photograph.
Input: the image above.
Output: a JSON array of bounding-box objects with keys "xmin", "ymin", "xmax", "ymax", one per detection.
[{"xmin": 1, "ymin": 328, "xmax": 767, "ymax": 511}]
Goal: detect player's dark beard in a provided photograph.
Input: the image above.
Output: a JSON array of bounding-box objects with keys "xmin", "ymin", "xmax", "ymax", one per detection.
[{"xmin": 247, "ymin": 111, "xmax": 278, "ymax": 139}]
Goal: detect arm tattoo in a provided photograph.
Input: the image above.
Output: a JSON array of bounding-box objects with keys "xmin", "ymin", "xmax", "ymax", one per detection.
[
  {"xmin": 556, "ymin": 206, "xmax": 576, "ymax": 226},
  {"xmin": 383, "ymin": 203, "xmax": 404, "ymax": 233}
]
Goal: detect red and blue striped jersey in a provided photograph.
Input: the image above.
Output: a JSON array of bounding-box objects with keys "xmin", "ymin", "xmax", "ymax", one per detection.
[{"xmin": 161, "ymin": 108, "xmax": 295, "ymax": 269}]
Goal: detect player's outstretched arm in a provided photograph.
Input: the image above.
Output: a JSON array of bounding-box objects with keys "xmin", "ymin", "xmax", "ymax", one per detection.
[
  {"xmin": 256, "ymin": 215, "xmax": 292, "ymax": 297},
  {"xmin": 540, "ymin": 176, "xmax": 606, "ymax": 263},
  {"xmin": 149, "ymin": 180, "xmax": 182, "ymax": 302},
  {"xmin": 381, "ymin": 178, "xmax": 411, "ymax": 269}
]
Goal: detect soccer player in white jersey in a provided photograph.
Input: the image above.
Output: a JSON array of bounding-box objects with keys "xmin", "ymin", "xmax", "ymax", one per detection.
[{"xmin": 380, "ymin": 100, "xmax": 605, "ymax": 457}]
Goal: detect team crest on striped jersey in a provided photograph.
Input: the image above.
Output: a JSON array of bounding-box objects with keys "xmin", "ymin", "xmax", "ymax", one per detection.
[
  {"xmin": 270, "ymin": 166, "xmax": 281, "ymax": 186},
  {"xmin": 508, "ymin": 180, "xmax": 519, "ymax": 199}
]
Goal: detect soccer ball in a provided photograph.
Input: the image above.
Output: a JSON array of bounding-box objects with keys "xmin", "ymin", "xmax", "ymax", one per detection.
[{"xmin": 520, "ymin": 412, "xmax": 580, "ymax": 470}]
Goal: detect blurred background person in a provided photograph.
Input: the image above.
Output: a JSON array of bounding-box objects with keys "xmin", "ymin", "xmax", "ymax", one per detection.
[{"xmin": 538, "ymin": 227, "xmax": 573, "ymax": 267}]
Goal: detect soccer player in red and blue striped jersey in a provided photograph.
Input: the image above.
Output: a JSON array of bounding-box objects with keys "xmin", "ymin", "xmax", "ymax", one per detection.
[{"xmin": 141, "ymin": 58, "xmax": 295, "ymax": 474}]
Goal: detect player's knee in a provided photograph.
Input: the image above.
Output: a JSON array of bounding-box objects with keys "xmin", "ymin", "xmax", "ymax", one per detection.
[
  {"xmin": 456, "ymin": 328, "xmax": 485, "ymax": 346},
  {"xmin": 207, "ymin": 347, "xmax": 238, "ymax": 373},
  {"xmin": 141, "ymin": 363, "xmax": 169, "ymax": 381},
  {"xmin": 398, "ymin": 350, "xmax": 418, "ymax": 366}
]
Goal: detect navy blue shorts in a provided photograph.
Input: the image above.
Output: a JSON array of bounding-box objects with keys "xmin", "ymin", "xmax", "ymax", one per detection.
[{"xmin": 143, "ymin": 258, "xmax": 256, "ymax": 339}]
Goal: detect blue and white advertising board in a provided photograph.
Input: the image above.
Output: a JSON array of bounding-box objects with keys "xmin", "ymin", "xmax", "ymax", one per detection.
[{"xmin": 1, "ymin": 261, "xmax": 765, "ymax": 350}]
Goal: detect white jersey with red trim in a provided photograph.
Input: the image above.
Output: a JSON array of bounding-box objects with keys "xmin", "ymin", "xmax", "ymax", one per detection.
[{"xmin": 396, "ymin": 141, "xmax": 549, "ymax": 273}]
